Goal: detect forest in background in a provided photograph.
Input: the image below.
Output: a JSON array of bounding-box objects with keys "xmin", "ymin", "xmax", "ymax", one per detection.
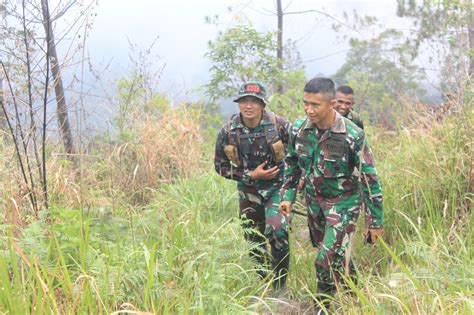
[{"xmin": 0, "ymin": 0, "xmax": 473, "ymax": 313}]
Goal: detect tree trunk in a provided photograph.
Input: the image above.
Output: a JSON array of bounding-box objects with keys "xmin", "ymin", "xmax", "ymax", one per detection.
[
  {"xmin": 40, "ymin": 0, "xmax": 76, "ymax": 161},
  {"xmin": 276, "ymin": 0, "xmax": 284, "ymax": 94},
  {"xmin": 469, "ymin": 0, "xmax": 474, "ymax": 76},
  {"xmin": 0, "ymin": 77, "xmax": 5, "ymax": 130}
]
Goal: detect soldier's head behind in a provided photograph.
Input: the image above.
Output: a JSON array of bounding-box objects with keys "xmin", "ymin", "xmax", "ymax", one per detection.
[
  {"xmin": 336, "ymin": 85, "xmax": 354, "ymax": 96},
  {"xmin": 335, "ymin": 85, "xmax": 355, "ymax": 116}
]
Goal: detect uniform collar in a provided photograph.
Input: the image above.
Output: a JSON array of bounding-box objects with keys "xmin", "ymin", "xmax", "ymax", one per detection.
[
  {"xmin": 259, "ymin": 110, "xmax": 273, "ymax": 126},
  {"xmin": 331, "ymin": 112, "xmax": 347, "ymax": 134},
  {"xmin": 303, "ymin": 117, "xmax": 314, "ymax": 130},
  {"xmin": 302, "ymin": 110, "xmax": 347, "ymax": 134},
  {"xmin": 229, "ymin": 114, "xmax": 244, "ymax": 130}
]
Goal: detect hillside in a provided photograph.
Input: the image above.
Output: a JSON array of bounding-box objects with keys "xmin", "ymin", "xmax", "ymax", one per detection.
[{"xmin": 0, "ymin": 102, "xmax": 472, "ymax": 314}]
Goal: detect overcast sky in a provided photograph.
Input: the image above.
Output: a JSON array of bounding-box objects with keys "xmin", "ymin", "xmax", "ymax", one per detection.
[{"xmin": 85, "ymin": 0, "xmax": 402, "ymax": 102}]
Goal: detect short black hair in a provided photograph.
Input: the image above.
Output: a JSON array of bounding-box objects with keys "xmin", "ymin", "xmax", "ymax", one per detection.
[
  {"xmin": 336, "ymin": 85, "xmax": 354, "ymax": 95},
  {"xmin": 304, "ymin": 77, "xmax": 335, "ymax": 100}
]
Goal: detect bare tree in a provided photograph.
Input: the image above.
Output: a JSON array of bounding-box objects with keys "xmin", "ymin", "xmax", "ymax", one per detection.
[
  {"xmin": 469, "ymin": 0, "xmax": 474, "ymax": 76},
  {"xmin": 276, "ymin": 0, "xmax": 283, "ymax": 94},
  {"xmin": 266, "ymin": 1, "xmax": 361, "ymax": 94},
  {"xmin": 0, "ymin": 76, "xmax": 5, "ymax": 130},
  {"xmin": 1, "ymin": 0, "xmax": 95, "ymax": 214},
  {"xmin": 1, "ymin": 61, "xmax": 40, "ymax": 215},
  {"xmin": 41, "ymin": 0, "xmax": 76, "ymax": 162},
  {"xmin": 396, "ymin": 0, "xmax": 473, "ymax": 95}
]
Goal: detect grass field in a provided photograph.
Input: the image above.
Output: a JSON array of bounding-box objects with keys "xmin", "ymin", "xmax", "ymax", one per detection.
[{"xmin": 0, "ymin": 108, "xmax": 472, "ymax": 314}]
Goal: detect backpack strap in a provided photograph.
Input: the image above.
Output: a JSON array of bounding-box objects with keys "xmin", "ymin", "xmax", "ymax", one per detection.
[
  {"xmin": 264, "ymin": 111, "xmax": 278, "ymax": 144},
  {"xmin": 226, "ymin": 114, "xmax": 241, "ymax": 146}
]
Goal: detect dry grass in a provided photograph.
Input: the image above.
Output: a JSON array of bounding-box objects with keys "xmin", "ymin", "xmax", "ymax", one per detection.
[
  {"xmin": 104, "ymin": 107, "xmax": 203, "ymax": 204},
  {"xmin": 1, "ymin": 106, "xmax": 204, "ymax": 215},
  {"xmin": 137, "ymin": 109, "xmax": 202, "ymax": 184}
]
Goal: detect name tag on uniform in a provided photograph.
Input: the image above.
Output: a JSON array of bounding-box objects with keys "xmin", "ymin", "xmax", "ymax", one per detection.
[{"xmin": 325, "ymin": 134, "xmax": 348, "ymax": 160}]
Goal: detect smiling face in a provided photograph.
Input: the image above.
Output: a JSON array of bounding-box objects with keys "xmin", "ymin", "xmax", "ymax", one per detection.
[
  {"xmin": 238, "ymin": 96, "xmax": 264, "ymax": 126},
  {"xmin": 334, "ymin": 92, "xmax": 354, "ymax": 116},
  {"xmin": 303, "ymin": 92, "xmax": 336, "ymax": 128}
]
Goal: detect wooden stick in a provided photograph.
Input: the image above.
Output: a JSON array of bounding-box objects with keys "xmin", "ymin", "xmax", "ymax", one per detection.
[{"xmin": 292, "ymin": 208, "xmax": 307, "ymax": 217}]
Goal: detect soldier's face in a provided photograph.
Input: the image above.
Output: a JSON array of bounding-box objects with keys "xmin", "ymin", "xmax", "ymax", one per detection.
[
  {"xmin": 303, "ymin": 92, "xmax": 335, "ymax": 125},
  {"xmin": 238, "ymin": 96, "xmax": 264, "ymax": 121},
  {"xmin": 334, "ymin": 92, "xmax": 354, "ymax": 116}
]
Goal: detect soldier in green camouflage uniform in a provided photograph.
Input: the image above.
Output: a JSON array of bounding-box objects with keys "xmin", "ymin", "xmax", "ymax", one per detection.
[
  {"xmin": 334, "ymin": 85, "xmax": 364, "ymax": 129},
  {"xmin": 214, "ymin": 82, "xmax": 291, "ymax": 290},
  {"xmin": 279, "ymin": 78, "xmax": 384, "ymax": 311}
]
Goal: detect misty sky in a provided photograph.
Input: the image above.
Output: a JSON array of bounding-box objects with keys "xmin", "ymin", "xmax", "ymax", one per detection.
[{"xmin": 86, "ymin": 0, "xmax": 403, "ymax": 102}]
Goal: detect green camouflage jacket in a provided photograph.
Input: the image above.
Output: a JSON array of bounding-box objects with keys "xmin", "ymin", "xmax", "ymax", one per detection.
[
  {"xmin": 280, "ymin": 112, "xmax": 384, "ymax": 228},
  {"xmin": 346, "ymin": 110, "xmax": 364, "ymax": 130},
  {"xmin": 214, "ymin": 111, "xmax": 291, "ymax": 190}
]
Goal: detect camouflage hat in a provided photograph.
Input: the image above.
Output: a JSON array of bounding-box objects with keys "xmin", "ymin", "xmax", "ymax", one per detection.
[{"xmin": 233, "ymin": 81, "xmax": 268, "ymax": 105}]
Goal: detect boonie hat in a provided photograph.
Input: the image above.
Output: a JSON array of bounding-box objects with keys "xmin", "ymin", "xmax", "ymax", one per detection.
[{"xmin": 233, "ymin": 81, "xmax": 268, "ymax": 105}]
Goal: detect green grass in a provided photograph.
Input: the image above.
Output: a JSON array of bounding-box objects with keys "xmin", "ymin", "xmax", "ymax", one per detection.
[
  {"xmin": 0, "ymin": 173, "xmax": 275, "ymax": 314},
  {"xmin": 0, "ymin": 112, "xmax": 473, "ymax": 314}
]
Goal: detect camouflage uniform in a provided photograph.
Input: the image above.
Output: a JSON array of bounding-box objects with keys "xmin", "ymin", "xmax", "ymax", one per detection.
[
  {"xmin": 280, "ymin": 112, "xmax": 383, "ymax": 295},
  {"xmin": 346, "ymin": 109, "xmax": 364, "ymax": 130},
  {"xmin": 215, "ymin": 110, "xmax": 291, "ymax": 288}
]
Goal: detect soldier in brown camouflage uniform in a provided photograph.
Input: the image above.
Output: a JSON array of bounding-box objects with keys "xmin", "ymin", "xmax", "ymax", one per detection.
[{"xmin": 214, "ymin": 82, "xmax": 291, "ymax": 290}]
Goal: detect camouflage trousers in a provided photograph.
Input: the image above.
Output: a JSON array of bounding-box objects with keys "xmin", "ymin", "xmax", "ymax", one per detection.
[
  {"xmin": 238, "ymin": 184, "xmax": 290, "ymax": 288},
  {"xmin": 305, "ymin": 190, "xmax": 362, "ymax": 295}
]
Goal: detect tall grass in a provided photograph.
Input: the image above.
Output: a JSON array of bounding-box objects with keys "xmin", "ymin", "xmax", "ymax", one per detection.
[
  {"xmin": 0, "ymin": 106, "xmax": 472, "ymax": 313},
  {"xmin": 0, "ymin": 173, "xmax": 278, "ymax": 313},
  {"xmin": 343, "ymin": 110, "xmax": 474, "ymax": 314}
]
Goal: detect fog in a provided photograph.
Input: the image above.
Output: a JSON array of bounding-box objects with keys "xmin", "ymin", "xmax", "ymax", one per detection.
[{"xmin": 85, "ymin": 0, "xmax": 404, "ymax": 101}]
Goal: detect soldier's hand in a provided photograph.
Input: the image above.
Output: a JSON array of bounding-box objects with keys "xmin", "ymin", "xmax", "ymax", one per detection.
[
  {"xmin": 250, "ymin": 161, "xmax": 279, "ymax": 180},
  {"xmin": 279, "ymin": 200, "xmax": 292, "ymax": 215},
  {"xmin": 363, "ymin": 228, "xmax": 383, "ymax": 245}
]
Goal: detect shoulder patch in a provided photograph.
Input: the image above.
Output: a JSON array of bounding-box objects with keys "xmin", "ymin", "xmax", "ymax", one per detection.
[{"xmin": 342, "ymin": 117, "xmax": 363, "ymax": 138}]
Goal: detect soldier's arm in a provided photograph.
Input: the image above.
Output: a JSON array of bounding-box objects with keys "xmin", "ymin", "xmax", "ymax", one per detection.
[
  {"xmin": 279, "ymin": 126, "xmax": 301, "ymax": 203},
  {"xmin": 354, "ymin": 133, "xmax": 384, "ymax": 228},
  {"xmin": 214, "ymin": 127, "xmax": 254, "ymax": 185}
]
